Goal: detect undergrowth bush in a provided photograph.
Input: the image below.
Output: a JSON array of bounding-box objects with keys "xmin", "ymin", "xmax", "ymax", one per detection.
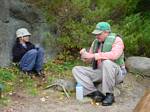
[
  {"xmin": 26, "ymin": 0, "xmax": 150, "ymax": 58},
  {"xmin": 120, "ymin": 14, "xmax": 150, "ymax": 57}
]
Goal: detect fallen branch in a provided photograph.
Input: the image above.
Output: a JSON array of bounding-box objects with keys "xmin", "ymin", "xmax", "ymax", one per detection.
[{"xmin": 45, "ymin": 83, "xmax": 70, "ymax": 98}]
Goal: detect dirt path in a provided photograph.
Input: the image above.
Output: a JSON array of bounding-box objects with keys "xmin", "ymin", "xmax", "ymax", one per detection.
[{"xmin": 1, "ymin": 74, "xmax": 150, "ymax": 112}]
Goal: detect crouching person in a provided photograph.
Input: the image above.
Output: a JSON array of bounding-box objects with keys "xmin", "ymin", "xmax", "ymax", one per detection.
[
  {"xmin": 72, "ymin": 22, "xmax": 127, "ymax": 106},
  {"xmin": 12, "ymin": 28, "xmax": 45, "ymax": 77}
]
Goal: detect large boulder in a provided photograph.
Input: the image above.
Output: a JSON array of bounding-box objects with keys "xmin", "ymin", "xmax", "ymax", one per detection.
[
  {"xmin": 126, "ymin": 56, "xmax": 150, "ymax": 77},
  {"xmin": 0, "ymin": 0, "xmax": 56, "ymax": 66}
]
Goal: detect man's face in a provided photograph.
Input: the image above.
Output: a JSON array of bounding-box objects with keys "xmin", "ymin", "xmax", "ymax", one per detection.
[{"xmin": 96, "ymin": 31, "xmax": 109, "ymax": 42}]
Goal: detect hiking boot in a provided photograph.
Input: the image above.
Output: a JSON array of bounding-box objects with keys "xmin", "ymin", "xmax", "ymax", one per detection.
[
  {"xmin": 87, "ymin": 91, "xmax": 105, "ymax": 102},
  {"xmin": 102, "ymin": 93, "xmax": 115, "ymax": 106},
  {"xmin": 36, "ymin": 71, "xmax": 45, "ymax": 78},
  {"xmin": 21, "ymin": 70, "xmax": 33, "ymax": 76}
]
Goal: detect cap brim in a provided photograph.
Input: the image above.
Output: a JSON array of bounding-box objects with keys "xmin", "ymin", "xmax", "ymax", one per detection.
[
  {"xmin": 27, "ymin": 33, "xmax": 31, "ymax": 36},
  {"xmin": 92, "ymin": 30, "xmax": 103, "ymax": 35}
]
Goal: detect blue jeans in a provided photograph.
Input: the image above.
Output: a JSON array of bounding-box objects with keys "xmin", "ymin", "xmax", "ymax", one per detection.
[{"xmin": 19, "ymin": 47, "xmax": 44, "ymax": 72}]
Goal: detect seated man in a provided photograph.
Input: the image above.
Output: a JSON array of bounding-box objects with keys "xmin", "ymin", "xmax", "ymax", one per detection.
[
  {"xmin": 72, "ymin": 22, "xmax": 127, "ymax": 106},
  {"xmin": 12, "ymin": 28, "xmax": 45, "ymax": 77}
]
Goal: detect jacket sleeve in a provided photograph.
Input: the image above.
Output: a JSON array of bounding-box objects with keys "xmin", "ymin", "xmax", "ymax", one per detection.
[
  {"xmin": 12, "ymin": 44, "xmax": 27, "ymax": 62},
  {"xmin": 26, "ymin": 42, "xmax": 35, "ymax": 51}
]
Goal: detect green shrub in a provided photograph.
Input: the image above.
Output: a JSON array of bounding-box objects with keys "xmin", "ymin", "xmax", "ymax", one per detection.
[
  {"xmin": 120, "ymin": 14, "xmax": 150, "ymax": 57},
  {"xmin": 27, "ymin": 0, "xmax": 150, "ymax": 58}
]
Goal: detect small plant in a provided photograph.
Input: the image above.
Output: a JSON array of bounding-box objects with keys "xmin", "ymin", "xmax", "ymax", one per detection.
[
  {"xmin": 0, "ymin": 68, "xmax": 17, "ymax": 93},
  {"xmin": 0, "ymin": 67, "xmax": 38, "ymax": 106},
  {"xmin": 0, "ymin": 68, "xmax": 17, "ymax": 106},
  {"xmin": 0, "ymin": 97, "xmax": 10, "ymax": 106}
]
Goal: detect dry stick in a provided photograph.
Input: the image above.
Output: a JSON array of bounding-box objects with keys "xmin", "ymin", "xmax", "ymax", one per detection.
[
  {"xmin": 128, "ymin": 71, "xmax": 150, "ymax": 78},
  {"xmin": 45, "ymin": 83, "xmax": 70, "ymax": 98}
]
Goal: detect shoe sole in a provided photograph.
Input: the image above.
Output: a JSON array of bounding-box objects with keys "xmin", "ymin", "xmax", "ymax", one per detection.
[{"xmin": 102, "ymin": 100, "xmax": 115, "ymax": 106}]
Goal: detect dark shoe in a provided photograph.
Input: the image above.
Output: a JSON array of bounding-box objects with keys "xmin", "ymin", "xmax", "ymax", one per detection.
[
  {"xmin": 102, "ymin": 93, "xmax": 115, "ymax": 106},
  {"xmin": 22, "ymin": 70, "xmax": 33, "ymax": 75},
  {"xmin": 36, "ymin": 71, "xmax": 45, "ymax": 78},
  {"xmin": 87, "ymin": 91, "xmax": 105, "ymax": 102},
  {"xmin": 20, "ymin": 70, "xmax": 33, "ymax": 78}
]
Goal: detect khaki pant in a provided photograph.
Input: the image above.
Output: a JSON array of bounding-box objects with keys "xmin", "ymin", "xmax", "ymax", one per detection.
[{"xmin": 72, "ymin": 60, "xmax": 125, "ymax": 96}]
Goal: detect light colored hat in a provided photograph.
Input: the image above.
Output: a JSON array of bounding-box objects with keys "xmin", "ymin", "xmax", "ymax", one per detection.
[
  {"xmin": 16, "ymin": 28, "xmax": 31, "ymax": 38},
  {"xmin": 92, "ymin": 22, "xmax": 111, "ymax": 35}
]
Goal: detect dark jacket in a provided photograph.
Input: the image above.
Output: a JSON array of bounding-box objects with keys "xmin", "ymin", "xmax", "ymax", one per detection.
[{"xmin": 12, "ymin": 42, "xmax": 35, "ymax": 62}]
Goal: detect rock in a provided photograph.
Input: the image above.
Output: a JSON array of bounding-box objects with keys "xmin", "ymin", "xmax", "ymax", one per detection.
[
  {"xmin": 126, "ymin": 56, "xmax": 150, "ymax": 77},
  {"xmin": 0, "ymin": 0, "xmax": 57, "ymax": 66}
]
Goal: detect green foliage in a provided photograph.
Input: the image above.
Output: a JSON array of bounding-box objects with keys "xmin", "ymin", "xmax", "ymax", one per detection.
[
  {"xmin": 120, "ymin": 14, "xmax": 142, "ymax": 56},
  {"xmin": 24, "ymin": 78, "xmax": 38, "ymax": 96},
  {"xmin": 0, "ymin": 68, "xmax": 16, "ymax": 93},
  {"xmin": 0, "ymin": 68, "xmax": 17, "ymax": 106},
  {"xmin": 45, "ymin": 59, "xmax": 82, "ymax": 74},
  {"xmin": 57, "ymin": 20, "xmax": 93, "ymax": 49},
  {"xmin": 0, "ymin": 67, "xmax": 38, "ymax": 106},
  {"xmin": 27, "ymin": 0, "xmax": 150, "ymax": 58},
  {"xmin": 44, "ymin": 58, "xmax": 85, "ymax": 80},
  {"xmin": 120, "ymin": 13, "xmax": 150, "ymax": 57}
]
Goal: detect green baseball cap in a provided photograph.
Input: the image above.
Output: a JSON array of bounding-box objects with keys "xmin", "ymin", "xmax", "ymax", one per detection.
[{"xmin": 92, "ymin": 22, "xmax": 111, "ymax": 35}]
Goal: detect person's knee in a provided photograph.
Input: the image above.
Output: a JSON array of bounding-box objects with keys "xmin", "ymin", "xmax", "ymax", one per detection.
[
  {"xmin": 72, "ymin": 66, "xmax": 78, "ymax": 74},
  {"xmin": 72, "ymin": 66, "xmax": 81, "ymax": 76},
  {"xmin": 38, "ymin": 47, "xmax": 45, "ymax": 54},
  {"xmin": 28, "ymin": 49, "xmax": 38, "ymax": 55},
  {"xmin": 102, "ymin": 60, "xmax": 112, "ymax": 67}
]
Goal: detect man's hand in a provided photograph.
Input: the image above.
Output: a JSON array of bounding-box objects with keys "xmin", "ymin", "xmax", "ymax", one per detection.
[
  {"xmin": 81, "ymin": 51, "xmax": 94, "ymax": 59},
  {"xmin": 80, "ymin": 48, "xmax": 94, "ymax": 63},
  {"xmin": 80, "ymin": 48, "xmax": 86, "ymax": 54},
  {"xmin": 81, "ymin": 58, "xmax": 92, "ymax": 63}
]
